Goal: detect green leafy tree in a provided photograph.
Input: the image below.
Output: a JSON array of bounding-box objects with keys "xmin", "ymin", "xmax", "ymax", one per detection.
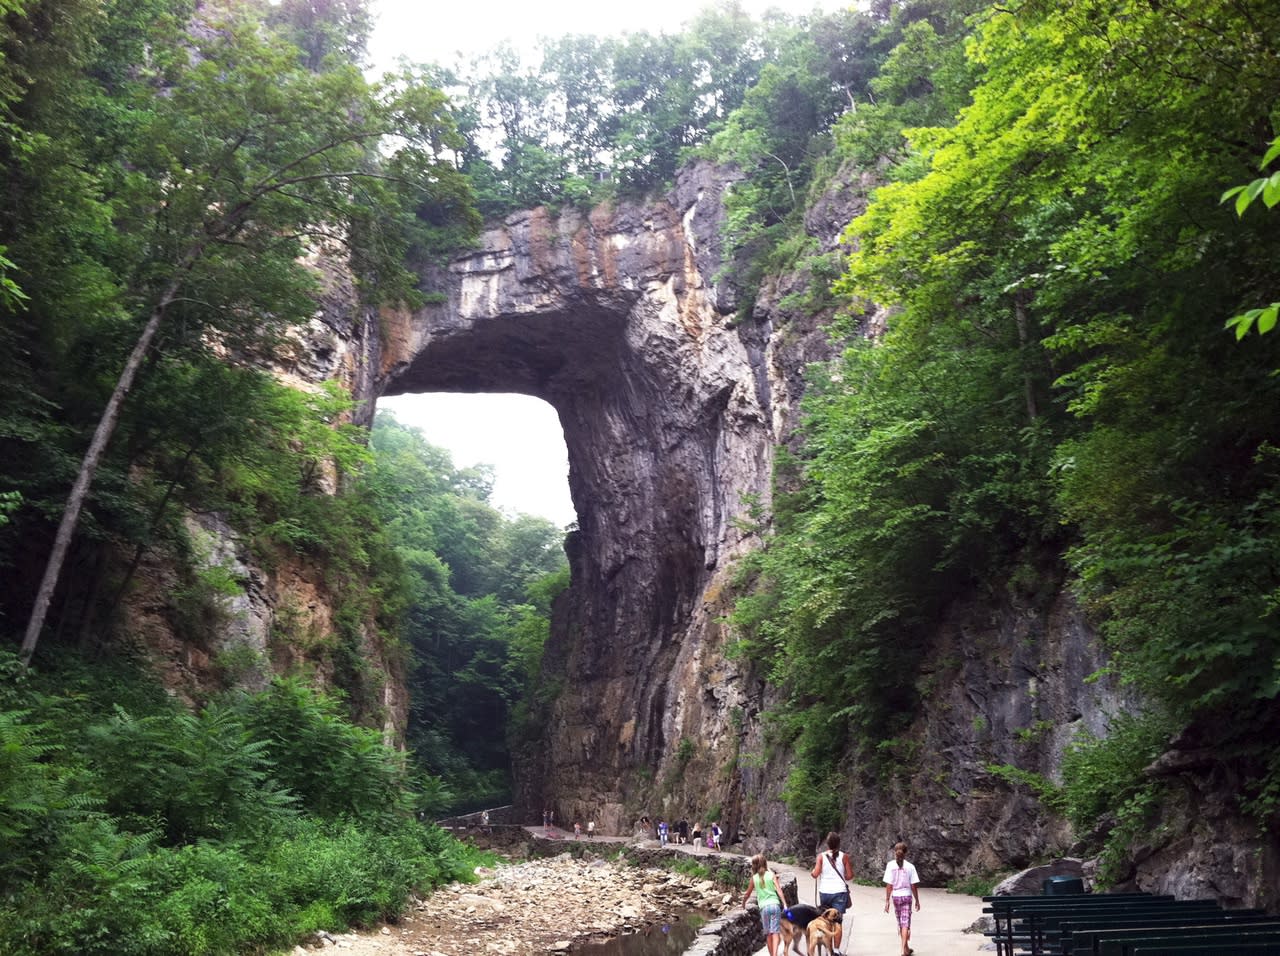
[
  {"xmin": 14, "ymin": 2, "xmax": 477, "ymax": 664},
  {"xmin": 1222, "ymin": 134, "xmax": 1280, "ymax": 338}
]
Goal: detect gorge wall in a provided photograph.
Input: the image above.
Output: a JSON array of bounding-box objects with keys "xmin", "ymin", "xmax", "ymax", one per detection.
[{"xmin": 370, "ymin": 161, "xmax": 1276, "ymax": 908}]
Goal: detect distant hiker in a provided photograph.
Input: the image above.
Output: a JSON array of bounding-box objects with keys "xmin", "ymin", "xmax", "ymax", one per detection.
[
  {"xmin": 692, "ymin": 821, "xmax": 703, "ymax": 846},
  {"xmin": 574, "ymin": 821, "xmax": 582, "ymax": 839},
  {"xmin": 587, "ymin": 820, "xmax": 595, "ymax": 838},
  {"xmin": 658, "ymin": 819, "xmax": 669, "ymax": 845},
  {"xmin": 710, "ymin": 821, "xmax": 722, "ymax": 851},
  {"xmin": 677, "ymin": 819, "xmax": 689, "ymax": 845},
  {"xmin": 883, "ymin": 841, "xmax": 921, "ymax": 956}
]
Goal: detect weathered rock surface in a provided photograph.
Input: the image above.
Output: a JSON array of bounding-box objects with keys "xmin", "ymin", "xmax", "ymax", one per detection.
[
  {"xmin": 991, "ymin": 859, "xmax": 1086, "ymax": 897},
  {"xmin": 378, "ymin": 161, "xmax": 786, "ymax": 838}
]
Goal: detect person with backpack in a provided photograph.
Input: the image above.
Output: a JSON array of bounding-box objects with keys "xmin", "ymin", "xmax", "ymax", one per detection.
[{"xmin": 811, "ymin": 831, "xmax": 854, "ymax": 956}]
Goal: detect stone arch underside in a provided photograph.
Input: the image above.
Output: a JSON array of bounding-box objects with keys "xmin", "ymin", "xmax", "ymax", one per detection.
[{"xmin": 376, "ymin": 168, "xmax": 783, "ymax": 832}]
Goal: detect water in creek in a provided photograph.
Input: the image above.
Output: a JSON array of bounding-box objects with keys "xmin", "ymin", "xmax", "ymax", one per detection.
[{"xmin": 568, "ymin": 914, "xmax": 705, "ymax": 955}]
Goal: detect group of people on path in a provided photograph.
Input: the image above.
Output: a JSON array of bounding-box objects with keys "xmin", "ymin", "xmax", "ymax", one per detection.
[
  {"xmin": 540, "ymin": 809, "xmax": 598, "ymax": 839},
  {"xmin": 643, "ymin": 816, "xmax": 721, "ymax": 850},
  {"xmin": 743, "ymin": 832, "xmax": 920, "ymax": 956}
]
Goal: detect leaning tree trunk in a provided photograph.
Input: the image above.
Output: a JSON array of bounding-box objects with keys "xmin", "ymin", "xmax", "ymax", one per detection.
[{"xmin": 19, "ymin": 268, "xmax": 194, "ymax": 667}]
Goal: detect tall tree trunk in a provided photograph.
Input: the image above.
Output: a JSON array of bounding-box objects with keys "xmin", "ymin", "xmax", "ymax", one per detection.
[
  {"xmin": 20, "ymin": 267, "xmax": 195, "ymax": 666},
  {"xmin": 1014, "ymin": 289, "xmax": 1039, "ymax": 423}
]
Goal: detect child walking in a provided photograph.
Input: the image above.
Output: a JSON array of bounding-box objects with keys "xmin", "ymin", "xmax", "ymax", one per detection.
[
  {"xmin": 883, "ymin": 841, "xmax": 921, "ymax": 956},
  {"xmin": 743, "ymin": 854, "xmax": 786, "ymax": 956}
]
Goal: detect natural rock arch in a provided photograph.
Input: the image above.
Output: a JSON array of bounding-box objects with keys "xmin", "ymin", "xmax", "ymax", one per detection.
[{"xmin": 375, "ymin": 164, "xmax": 793, "ymax": 832}]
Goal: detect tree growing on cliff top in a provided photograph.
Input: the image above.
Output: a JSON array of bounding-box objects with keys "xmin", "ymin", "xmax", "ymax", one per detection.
[{"xmin": 15, "ymin": 2, "xmax": 479, "ymax": 664}]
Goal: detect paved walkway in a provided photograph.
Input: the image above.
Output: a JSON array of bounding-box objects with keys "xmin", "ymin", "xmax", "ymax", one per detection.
[{"xmin": 756, "ymin": 858, "xmax": 987, "ymax": 956}]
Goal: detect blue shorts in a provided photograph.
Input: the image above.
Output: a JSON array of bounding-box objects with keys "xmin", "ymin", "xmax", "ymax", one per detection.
[
  {"xmin": 760, "ymin": 902, "xmax": 782, "ymax": 935},
  {"xmin": 819, "ymin": 890, "xmax": 850, "ymax": 917}
]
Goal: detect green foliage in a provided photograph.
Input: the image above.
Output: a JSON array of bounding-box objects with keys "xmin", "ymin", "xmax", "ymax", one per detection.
[
  {"xmin": 0, "ymin": 652, "xmax": 484, "ymax": 955},
  {"xmin": 367, "ymin": 411, "xmax": 568, "ymax": 807},
  {"xmin": 1222, "ymin": 134, "xmax": 1280, "ymax": 338},
  {"xmin": 947, "ymin": 871, "xmax": 1003, "ymax": 897},
  {"xmin": 0, "ymin": 0, "xmax": 480, "ymax": 661},
  {"xmin": 730, "ymin": 0, "xmax": 1280, "ymax": 866},
  {"xmin": 1057, "ymin": 713, "xmax": 1175, "ymax": 885}
]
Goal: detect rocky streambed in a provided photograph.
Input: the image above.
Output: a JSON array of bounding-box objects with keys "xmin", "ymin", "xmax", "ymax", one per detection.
[{"xmin": 287, "ymin": 852, "xmax": 736, "ymax": 956}]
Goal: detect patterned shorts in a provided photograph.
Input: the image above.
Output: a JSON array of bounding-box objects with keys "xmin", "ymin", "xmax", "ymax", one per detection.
[
  {"xmin": 893, "ymin": 895, "xmax": 913, "ymax": 927},
  {"xmin": 760, "ymin": 902, "xmax": 782, "ymax": 935}
]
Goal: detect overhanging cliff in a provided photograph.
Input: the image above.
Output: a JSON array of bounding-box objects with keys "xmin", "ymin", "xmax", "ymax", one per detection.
[{"xmin": 377, "ymin": 162, "xmax": 793, "ymax": 836}]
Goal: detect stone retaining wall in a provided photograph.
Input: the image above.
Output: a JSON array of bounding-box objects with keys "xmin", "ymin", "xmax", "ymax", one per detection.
[{"xmin": 618, "ymin": 847, "xmax": 799, "ymax": 956}]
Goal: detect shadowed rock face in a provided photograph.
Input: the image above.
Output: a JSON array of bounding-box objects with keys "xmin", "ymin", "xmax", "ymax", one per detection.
[{"xmin": 377, "ymin": 163, "xmax": 794, "ymax": 832}]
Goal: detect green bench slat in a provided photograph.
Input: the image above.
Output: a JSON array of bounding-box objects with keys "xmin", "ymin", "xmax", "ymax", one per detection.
[
  {"xmin": 1129, "ymin": 944, "xmax": 1280, "ymax": 956},
  {"xmin": 1056, "ymin": 913, "xmax": 1273, "ymax": 955},
  {"xmin": 1084, "ymin": 925, "xmax": 1280, "ymax": 956},
  {"xmin": 989, "ymin": 901, "xmax": 1262, "ymax": 956}
]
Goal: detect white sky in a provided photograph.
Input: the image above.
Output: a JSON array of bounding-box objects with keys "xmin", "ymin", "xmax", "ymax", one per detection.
[
  {"xmin": 367, "ymin": 0, "xmax": 849, "ymax": 71},
  {"xmin": 379, "ymin": 392, "xmax": 576, "ymax": 528},
  {"xmin": 367, "ymin": 0, "xmax": 844, "ymax": 528}
]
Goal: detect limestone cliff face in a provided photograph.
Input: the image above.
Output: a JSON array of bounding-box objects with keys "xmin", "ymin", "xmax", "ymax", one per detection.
[
  {"xmin": 379, "ymin": 162, "xmax": 778, "ymax": 833},
  {"xmin": 120, "ymin": 247, "xmax": 407, "ymax": 741},
  {"xmin": 374, "ymin": 160, "xmax": 1276, "ymax": 908}
]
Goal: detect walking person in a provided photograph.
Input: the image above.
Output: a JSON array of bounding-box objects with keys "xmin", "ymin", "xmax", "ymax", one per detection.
[
  {"xmin": 658, "ymin": 819, "xmax": 669, "ymax": 846},
  {"xmin": 743, "ymin": 854, "xmax": 786, "ymax": 956},
  {"xmin": 710, "ymin": 821, "xmax": 722, "ymax": 851},
  {"xmin": 587, "ymin": 819, "xmax": 595, "ymax": 839},
  {"xmin": 883, "ymin": 841, "xmax": 921, "ymax": 956},
  {"xmin": 811, "ymin": 831, "xmax": 854, "ymax": 956}
]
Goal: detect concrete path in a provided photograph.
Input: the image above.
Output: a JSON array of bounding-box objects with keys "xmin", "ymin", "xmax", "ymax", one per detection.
[{"xmin": 755, "ymin": 859, "xmax": 988, "ymax": 956}]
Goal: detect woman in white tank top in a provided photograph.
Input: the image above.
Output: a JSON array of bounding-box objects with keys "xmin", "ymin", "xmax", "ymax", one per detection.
[{"xmin": 810, "ymin": 831, "xmax": 854, "ymax": 956}]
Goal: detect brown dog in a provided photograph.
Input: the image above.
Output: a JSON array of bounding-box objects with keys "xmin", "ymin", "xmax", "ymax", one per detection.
[
  {"xmin": 779, "ymin": 904, "xmax": 819, "ymax": 954},
  {"xmin": 805, "ymin": 908, "xmax": 842, "ymax": 956}
]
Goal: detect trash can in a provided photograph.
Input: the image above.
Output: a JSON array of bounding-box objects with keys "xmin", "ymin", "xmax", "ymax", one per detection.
[{"xmin": 1042, "ymin": 875, "xmax": 1085, "ymax": 896}]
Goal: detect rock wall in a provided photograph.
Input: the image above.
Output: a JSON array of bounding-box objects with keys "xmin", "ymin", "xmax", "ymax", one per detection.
[
  {"xmin": 379, "ymin": 162, "xmax": 784, "ymax": 837},
  {"xmin": 120, "ymin": 245, "xmax": 408, "ymax": 740},
  {"xmin": 373, "ymin": 160, "xmax": 1277, "ymax": 909}
]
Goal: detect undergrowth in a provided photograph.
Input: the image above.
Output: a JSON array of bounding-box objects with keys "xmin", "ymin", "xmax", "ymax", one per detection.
[{"xmin": 0, "ymin": 650, "xmax": 486, "ymax": 955}]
